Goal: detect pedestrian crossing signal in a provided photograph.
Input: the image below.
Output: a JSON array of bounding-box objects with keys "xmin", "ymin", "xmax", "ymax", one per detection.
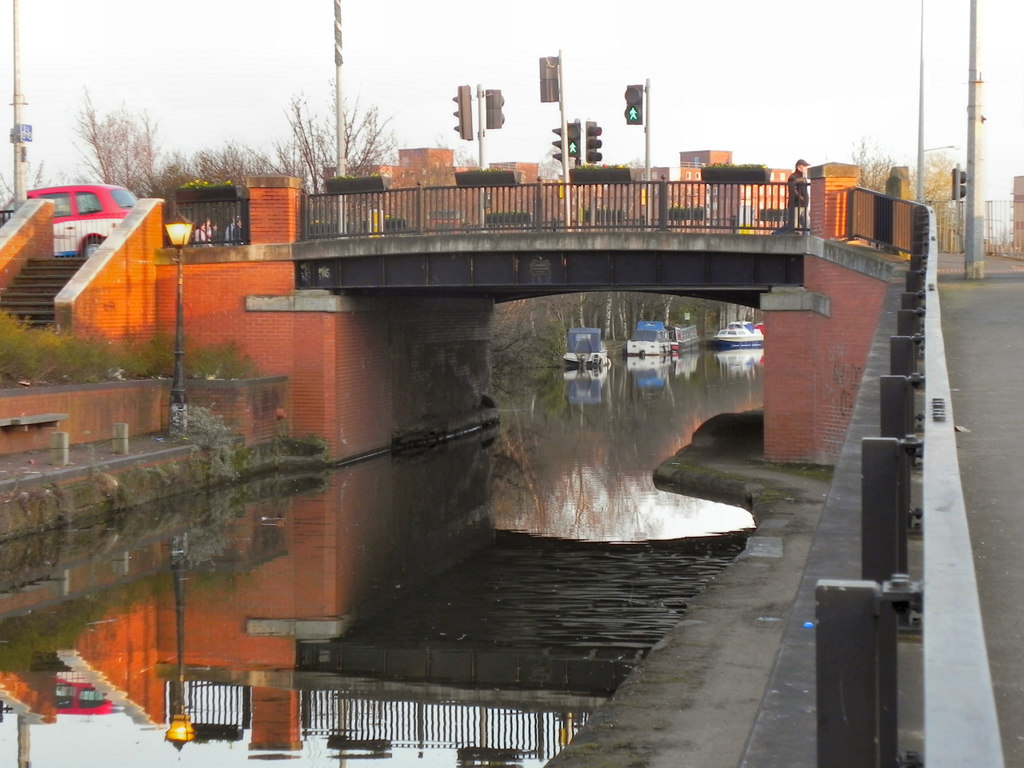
[{"xmin": 624, "ymin": 84, "xmax": 644, "ymax": 125}]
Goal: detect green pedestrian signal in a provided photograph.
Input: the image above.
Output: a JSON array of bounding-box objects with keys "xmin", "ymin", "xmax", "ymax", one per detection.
[
  {"xmin": 624, "ymin": 84, "xmax": 644, "ymax": 125},
  {"xmin": 552, "ymin": 120, "xmax": 582, "ymax": 163}
]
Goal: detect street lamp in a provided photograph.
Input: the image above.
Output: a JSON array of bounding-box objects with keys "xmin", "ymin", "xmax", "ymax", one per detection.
[{"xmin": 164, "ymin": 215, "xmax": 193, "ymax": 438}]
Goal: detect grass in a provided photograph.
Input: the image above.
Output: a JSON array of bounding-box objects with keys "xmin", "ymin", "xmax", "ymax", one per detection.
[{"xmin": 0, "ymin": 312, "xmax": 258, "ymax": 387}]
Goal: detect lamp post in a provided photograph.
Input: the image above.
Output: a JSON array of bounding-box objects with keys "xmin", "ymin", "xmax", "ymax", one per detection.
[{"xmin": 164, "ymin": 216, "xmax": 193, "ymax": 438}]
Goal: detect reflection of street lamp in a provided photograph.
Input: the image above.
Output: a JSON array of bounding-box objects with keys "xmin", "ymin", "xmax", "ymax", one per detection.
[
  {"xmin": 164, "ymin": 216, "xmax": 193, "ymax": 438},
  {"xmin": 165, "ymin": 533, "xmax": 194, "ymax": 750}
]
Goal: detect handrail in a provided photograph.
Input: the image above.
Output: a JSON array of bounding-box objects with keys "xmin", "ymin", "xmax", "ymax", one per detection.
[
  {"xmin": 301, "ymin": 180, "xmax": 800, "ymax": 239},
  {"xmin": 920, "ymin": 209, "xmax": 1004, "ymax": 766},
  {"xmin": 847, "ymin": 187, "xmax": 929, "ymax": 256}
]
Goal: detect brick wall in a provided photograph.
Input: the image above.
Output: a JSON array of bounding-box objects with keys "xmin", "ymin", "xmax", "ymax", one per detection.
[
  {"xmin": 0, "ymin": 199, "xmax": 54, "ymax": 290},
  {"xmin": 55, "ymin": 198, "xmax": 164, "ymax": 340},
  {"xmin": 763, "ymin": 256, "xmax": 889, "ymax": 463}
]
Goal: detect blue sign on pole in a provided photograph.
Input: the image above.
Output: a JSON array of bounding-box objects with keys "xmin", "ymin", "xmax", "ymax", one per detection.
[{"xmin": 17, "ymin": 124, "xmax": 32, "ymax": 142}]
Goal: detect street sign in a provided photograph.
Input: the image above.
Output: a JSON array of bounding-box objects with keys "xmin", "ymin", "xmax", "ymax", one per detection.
[{"xmin": 16, "ymin": 124, "xmax": 32, "ymax": 142}]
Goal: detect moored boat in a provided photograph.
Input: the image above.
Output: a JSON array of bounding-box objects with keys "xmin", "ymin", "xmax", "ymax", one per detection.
[
  {"xmin": 563, "ymin": 327, "xmax": 610, "ymax": 370},
  {"xmin": 626, "ymin": 320, "xmax": 672, "ymax": 358},
  {"xmin": 712, "ymin": 321, "xmax": 764, "ymax": 349}
]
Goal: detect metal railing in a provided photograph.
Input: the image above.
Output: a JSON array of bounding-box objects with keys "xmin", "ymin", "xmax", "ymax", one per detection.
[
  {"xmin": 847, "ymin": 187, "xmax": 930, "ymax": 256},
  {"xmin": 815, "ymin": 208, "xmax": 1004, "ymax": 767},
  {"xmin": 302, "ymin": 180, "xmax": 800, "ymax": 238},
  {"xmin": 169, "ymin": 199, "xmax": 250, "ymax": 247}
]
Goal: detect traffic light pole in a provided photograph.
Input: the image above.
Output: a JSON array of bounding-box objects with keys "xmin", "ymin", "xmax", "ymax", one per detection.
[
  {"xmin": 476, "ymin": 83, "xmax": 487, "ymax": 169},
  {"xmin": 644, "ymin": 78, "xmax": 651, "ymax": 181},
  {"xmin": 557, "ymin": 51, "xmax": 570, "ymax": 227}
]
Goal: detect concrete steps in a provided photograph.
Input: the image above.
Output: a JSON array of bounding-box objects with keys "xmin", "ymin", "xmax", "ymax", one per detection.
[{"xmin": 0, "ymin": 257, "xmax": 86, "ymax": 327}]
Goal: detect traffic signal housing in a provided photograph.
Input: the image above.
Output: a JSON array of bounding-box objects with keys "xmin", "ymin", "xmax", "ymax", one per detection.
[
  {"xmin": 485, "ymin": 89, "xmax": 505, "ymax": 130},
  {"xmin": 453, "ymin": 85, "xmax": 473, "ymax": 141},
  {"xmin": 624, "ymin": 84, "xmax": 644, "ymax": 125},
  {"xmin": 951, "ymin": 167, "xmax": 967, "ymax": 201},
  {"xmin": 585, "ymin": 121, "xmax": 603, "ymax": 163},
  {"xmin": 552, "ymin": 120, "xmax": 581, "ymax": 163}
]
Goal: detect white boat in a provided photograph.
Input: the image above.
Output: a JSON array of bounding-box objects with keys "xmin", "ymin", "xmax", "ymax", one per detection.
[
  {"xmin": 563, "ymin": 327, "xmax": 609, "ymax": 370},
  {"xmin": 626, "ymin": 320, "xmax": 672, "ymax": 358},
  {"xmin": 712, "ymin": 321, "xmax": 764, "ymax": 349}
]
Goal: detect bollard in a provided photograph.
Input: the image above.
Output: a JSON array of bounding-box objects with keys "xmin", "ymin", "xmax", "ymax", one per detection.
[
  {"xmin": 49, "ymin": 431, "xmax": 70, "ymax": 467},
  {"xmin": 111, "ymin": 422, "xmax": 130, "ymax": 455}
]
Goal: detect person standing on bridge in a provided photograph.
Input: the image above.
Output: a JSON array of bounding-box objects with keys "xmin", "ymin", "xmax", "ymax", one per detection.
[{"xmin": 783, "ymin": 159, "xmax": 810, "ymax": 233}]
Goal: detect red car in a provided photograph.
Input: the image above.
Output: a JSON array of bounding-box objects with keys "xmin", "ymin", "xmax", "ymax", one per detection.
[{"xmin": 27, "ymin": 184, "xmax": 138, "ymax": 257}]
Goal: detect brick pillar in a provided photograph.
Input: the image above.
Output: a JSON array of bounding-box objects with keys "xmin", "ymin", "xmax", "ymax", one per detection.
[
  {"xmin": 809, "ymin": 162, "xmax": 859, "ymax": 241},
  {"xmin": 245, "ymin": 176, "xmax": 303, "ymax": 245}
]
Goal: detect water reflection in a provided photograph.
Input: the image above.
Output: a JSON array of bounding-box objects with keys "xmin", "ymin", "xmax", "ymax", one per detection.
[
  {"xmin": 0, "ymin": 351, "xmax": 761, "ymax": 766},
  {"xmin": 494, "ymin": 350, "xmax": 761, "ymax": 543}
]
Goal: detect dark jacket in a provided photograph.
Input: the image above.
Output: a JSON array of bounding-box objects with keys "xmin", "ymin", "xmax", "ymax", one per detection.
[{"xmin": 787, "ymin": 170, "xmax": 809, "ymax": 208}]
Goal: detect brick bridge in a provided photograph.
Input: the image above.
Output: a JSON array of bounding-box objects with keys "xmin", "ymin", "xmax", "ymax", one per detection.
[{"xmin": 0, "ymin": 167, "xmax": 918, "ymax": 465}]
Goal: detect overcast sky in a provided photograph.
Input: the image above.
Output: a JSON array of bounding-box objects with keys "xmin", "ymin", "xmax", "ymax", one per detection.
[{"xmin": 2, "ymin": 0, "xmax": 1022, "ymax": 199}]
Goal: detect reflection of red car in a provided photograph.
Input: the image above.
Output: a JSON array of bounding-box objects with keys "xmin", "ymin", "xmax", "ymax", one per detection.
[
  {"xmin": 55, "ymin": 674, "xmax": 114, "ymax": 715},
  {"xmin": 27, "ymin": 184, "xmax": 138, "ymax": 257}
]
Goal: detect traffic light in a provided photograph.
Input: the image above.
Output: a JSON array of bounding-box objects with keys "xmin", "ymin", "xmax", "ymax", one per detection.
[
  {"xmin": 552, "ymin": 120, "xmax": 581, "ymax": 163},
  {"xmin": 951, "ymin": 166, "xmax": 967, "ymax": 201},
  {"xmin": 585, "ymin": 121, "xmax": 603, "ymax": 163},
  {"xmin": 452, "ymin": 85, "xmax": 473, "ymax": 141},
  {"xmin": 485, "ymin": 89, "xmax": 505, "ymax": 130},
  {"xmin": 624, "ymin": 84, "xmax": 644, "ymax": 125}
]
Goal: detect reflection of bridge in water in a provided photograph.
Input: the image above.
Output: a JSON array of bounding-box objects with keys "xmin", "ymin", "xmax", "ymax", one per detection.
[{"xmin": 173, "ymin": 678, "xmax": 595, "ymax": 763}]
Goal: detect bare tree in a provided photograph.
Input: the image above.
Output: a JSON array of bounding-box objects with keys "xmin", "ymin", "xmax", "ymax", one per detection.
[
  {"xmin": 75, "ymin": 91, "xmax": 161, "ymax": 194},
  {"xmin": 275, "ymin": 90, "xmax": 397, "ymax": 193},
  {"xmin": 850, "ymin": 137, "xmax": 900, "ymax": 193}
]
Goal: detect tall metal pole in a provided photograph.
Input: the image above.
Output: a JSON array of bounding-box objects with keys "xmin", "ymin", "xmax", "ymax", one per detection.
[
  {"xmin": 915, "ymin": 0, "xmax": 926, "ymax": 202},
  {"xmin": 964, "ymin": 0, "xmax": 985, "ymax": 278},
  {"xmin": 12, "ymin": 0, "xmax": 28, "ymax": 205},
  {"xmin": 557, "ymin": 50, "xmax": 570, "ymax": 227},
  {"xmin": 644, "ymin": 78, "xmax": 652, "ymax": 182},
  {"xmin": 333, "ymin": 0, "xmax": 346, "ymax": 176},
  {"xmin": 476, "ymin": 83, "xmax": 486, "ymax": 169}
]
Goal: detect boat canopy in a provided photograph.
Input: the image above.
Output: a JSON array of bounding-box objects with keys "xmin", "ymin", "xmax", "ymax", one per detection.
[{"xmin": 567, "ymin": 328, "xmax": 603, "ymax": 354}]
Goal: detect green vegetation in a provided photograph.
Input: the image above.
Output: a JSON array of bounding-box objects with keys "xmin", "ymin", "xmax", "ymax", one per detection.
[{"xmin": 0, "ymin": 312, "xmax": 258, "ymax": 387}]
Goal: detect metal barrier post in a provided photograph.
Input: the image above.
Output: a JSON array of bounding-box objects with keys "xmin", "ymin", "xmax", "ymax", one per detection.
[
  {"xmin": 862, "ymin": 437, "xmax": 906, "ymax": 581},
  {"xmin": 880, "ymin": 375, "xmax": 916, "ymax": 440},
  {"xmin": 816, "ymin": 580, "xmax": 884, "ymax": 768},
  {"xmin": 897, "ymin": 308, "xmax": 924, "ymax": 337},
  {"xmin": 889, "ymin": 336, "xmax": 921, "ymax": 381}
]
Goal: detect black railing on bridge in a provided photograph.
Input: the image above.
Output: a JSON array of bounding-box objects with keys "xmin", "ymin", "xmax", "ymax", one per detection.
[
  {"xmin": 166, "ymin": 199, "xmax": 250, "ymax": 247},
  {"xmin": 301, "ymin": 180, "xmax": 799, "ymax": 238},
  {"xmin": 847, "ymin": 187, "xmax": 929, "ymax": 256}
]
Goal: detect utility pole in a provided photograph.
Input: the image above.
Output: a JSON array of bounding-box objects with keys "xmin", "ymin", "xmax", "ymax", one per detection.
[
  {"xmin": 333, "ymin": 0, "xmax": 346, "ymax": 176},
  {"xmin": 12, "ymin": 0, "xmax": 28, "ymax": 206},
  {"xmin": 915, "ymin": 0, "xmax": 925, "ymax": 202},
  {"xmin": 964, "ymin": 0, "xmax": 985, "ymax": 278}
]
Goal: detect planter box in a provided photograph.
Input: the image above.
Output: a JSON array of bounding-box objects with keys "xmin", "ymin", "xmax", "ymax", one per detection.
[
  {"xmin": 668, "ymin": 207, "xmax": 706, "ymax": 222},
  {"xmin": 325, "ymin": 176, "xmax": 392, "ymax": 194},
  {"xmin": 174, "ymin": 185, "xmax": 247, "ymax": 203},
  {"xmin": 485, "ymin": 211, "xmax": 532, "ymax": 226},
  {"xmin": 570, "ymin": 168, "xmax": 633, "ymax": 184},
  {"xmin": 699, "ymin": 167, "xmax": 772, "ymax": 184},
  {"xmin": 455, "ymin": 170, "xmax": 522, "ymax": 188}
]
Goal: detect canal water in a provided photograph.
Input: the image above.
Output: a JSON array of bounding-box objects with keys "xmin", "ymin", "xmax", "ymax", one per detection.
[{"xmin": 0, "ymin": 347, "xmax": 763, "ymax": 767}]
